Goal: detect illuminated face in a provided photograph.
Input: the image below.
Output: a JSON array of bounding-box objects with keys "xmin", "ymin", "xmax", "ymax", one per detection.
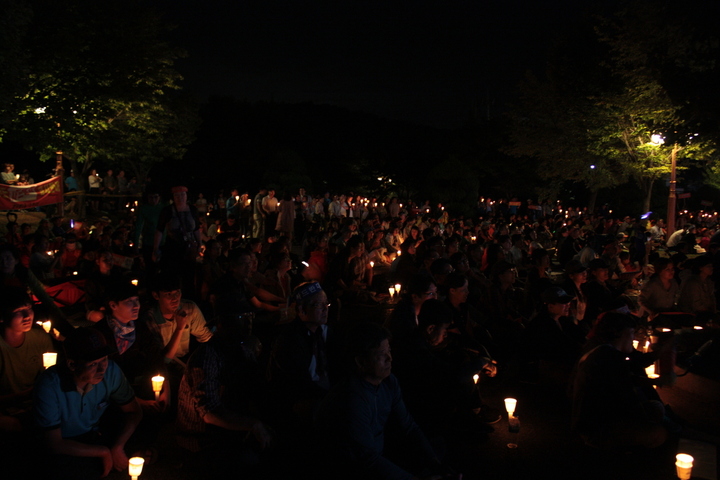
[
  {"xmin": 427, "ymin": 323, "xmax": 449, "ymax": 346},
  {"xmin": 4, "ymin": 304, "xmax": 34, "ymax": 334},
  {"xmin": 358, "ymin": 339, "xmax": 392, "ymax": 385},
  {"xmin": 570, "ymin": 270, "xmax": 588, "ymax": 284},
  {"xmin": 153, "ymin": 289, "xmax": 182, "ymax": 315},
  {"xmin": 449, "ymin": 280, "xmax": 469, "ymax": 304},
  {"xmin": 299, "ymin": 291, "xmax": 329, "ymax": 327},
  {"xmin": 109, "ymin": 296, "xmax": 140, "ymax": 324},
  {"xmin": 0, "ymin": 250, "xmax": 18, "ymax": 274},
  {"xmin": 660, "ymin": 264, "xmax": 675, "ymax": 281}
]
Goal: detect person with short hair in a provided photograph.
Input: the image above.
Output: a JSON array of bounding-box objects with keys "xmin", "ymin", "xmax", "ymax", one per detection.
[
  {"xmin": 34, "ymin": 327, "xmax": 142, "ymax": 479},
  {"xmin": 0, "ymin": 287, "xmax": 53, "ymax": 432},
  {"xmin": 315, "ymin": 322, "xmax": 446, "ymax": 480}
]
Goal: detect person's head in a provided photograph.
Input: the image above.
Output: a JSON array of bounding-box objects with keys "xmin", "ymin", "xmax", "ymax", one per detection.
[
  {"xmin": 228, "ymin": 248, "xmax": 253, "ymax": 279},
  {"xmin": 293, "ymin": 282, "xmax": 329, "ymax": 330},
  {"xmin": 347, "ymin": 322, "xmax": 392, "ymax": 385},
  {"xmin": 95, "ymin": 249, "xmax": 114, "ymax": 275},
  {"xmin": 171, "ymin": 185, "xmax": 188, "ymax": 206},
  {"xmin": 446, "ymin": 272, "xmax": 469, "ymax": 306},
  {"xmin": 692, "ymin": 256, "xmax": 714, "ymax": 277},
  {"xmin": 541, "ymin": 286, "xmax": 573, "ymax": 318},
  {"xmin": 591, "ymin": 312, "xmax": 637, "ymax": 354},
  {"xmin": 429, "ymin": 258, "xmax": 454, "ymax": 286},
  {"xmin": 0, "ymin": 244, "xmax": 20, "ymax": 275},
  {"xmin": 491, "ymin": 260, "xmax": 517, "ymax": 285},
  {"xmin": 652, "ymin": 257, "xmax": 674, "ymax": 281},
  {"xmin": 63, "ymin": 328, "xmax": 113, "ymax": 386},
  {"xmin": 565, "ymin": 259, "xmax": 588, "ymax": 285},
  {"xmin": 588, "ymin": 259, "xmax": 609, "ymax": 283},
  {"xmin": 346, "ymin": 235, "xmax": 365, "ymax": 256},
  {"xmin": 107, "ymin": 282, "xmax": 140, "ymax": 324},
  {"xmin": 449, "ymin": 252, "xmax": 470, "ymax": 273},
  {"xmin": 0, "ymin": 287, "xmax": 34, "ymax": 336},
  {"xmin": 531, "ymin": 248, "xmax": 550, "ymax": 269},
  {"xmin": 400, "ymin": 238, "xmax": 417, "ymax": 255},
  {"xmin": 407, "ymin": 274, "xmax": 437, "ymax": 308},
  {"xmin": 269, "ymin": 251, "xmax": 292, "ymax": 272},
  {"xmin": 151, "ymin": 272, "xmax": 183, "ymax": 315},
  {"xmin": 418, "ymin": 299, "xmax": 452, "ymax": 346}
]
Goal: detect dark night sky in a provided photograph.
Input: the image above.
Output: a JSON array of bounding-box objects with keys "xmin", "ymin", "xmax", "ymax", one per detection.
[{"xmin": 153, "ymin": 0, "xmax": 583, "ymax": 128}]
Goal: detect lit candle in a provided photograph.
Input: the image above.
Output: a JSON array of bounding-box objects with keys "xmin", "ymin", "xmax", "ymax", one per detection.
[
  {"xmin": 151, "ymin": 375, "xmax": 165, "ymax": 400},
  {"xmin": 369, "ymin": 261, "xmax": 374, "ymax": 268},
  {"xmin": 675, "ymin": 454, "xmax": 693, "ymax": 480},
  {"xmin": 43, "ymin": 352, "xmax": 57, "ymax": 369},
  {"xmin": 129, "ymin": 456, "xmax": 145, "ymax": 480},
  {"xmin": 645, "ymin": 364, "xmax": 659, "ymax": 379},
  {"xmin": 42, "ymin": 321, "xmax": 52, "ymax": 333},
  {"xmin": 394, "ymin": 284, "xmax": 401, "ymax": 294},
  {"xmin": 472, "ymin": 374, "xmax": 479, "ymax": 385},
  {"xmin": 693, "ymin": 326, "xmax": 703, "ymax": 330},
  {"xmin": 131, "ymin": 279, "xmax": 139, "ymax": 286},
  {"xmin": 644, "ymin": 340, "xmax": 650, "ymax": 353},
  {"xmin": 388, "ymin": 287, "xmax": 395, "ymax": 297},
  {"xmin": 504, "ymin": 398, "xmax": 517, "ymax": 416},
  {"xmin": 46, "ymin": 250, "xmax": 53, "ymax": 256},
  {"xmin": 632, "ymin": 340, "xmax": 639, "ymax": 350},
  {"xmin": 396, "ymin": 250, "xmax": 401, "ymax": 256},
  {"xmin": 661, "ymin": 328, "xmax": 671, "ymax": 332},
  {"xmin": 72, "ymin": 271, "xmax": 78, "ymax": 276}
]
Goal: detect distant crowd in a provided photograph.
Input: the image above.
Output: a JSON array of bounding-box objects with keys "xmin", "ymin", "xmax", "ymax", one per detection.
[{"xmin": 1, "ymin": 179, "xmax": 718, "ymax": 479}]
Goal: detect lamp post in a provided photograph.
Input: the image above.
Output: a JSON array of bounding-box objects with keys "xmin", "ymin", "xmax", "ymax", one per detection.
[{"xmin": 650, "ymin": 134, "xmax": 679, "ymax": 237}]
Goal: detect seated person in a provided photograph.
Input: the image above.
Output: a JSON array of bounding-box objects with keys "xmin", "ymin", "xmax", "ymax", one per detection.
[
  {"xmin": 572, "ymin": 313, "xmax": 669, "ymax": 450},
  {"xmin": 176, "ymin": 316, "xmax": 273, "ymax": 460},
  {"xmin": 385, "ymin": 274, "xmax": 437, "ymax": 341},
  {"xmin": 34, "ymin": 328, "xmax": 142, "ymax": 480},
  {"xmin": 92, "ymin": 281, "xmax": 167, "ymax": 405},
  {"xmin": 315, "ymin": 322, "xmax": 447, "ymax": 480},
  {"xmin": 524, "ymin": 287, "xmax": 586, "ymax": 386},
  {"xmin": 267, "ymin": 282, "xmax": 335, "ymax": 428},
  {"xmin": 0, "ymin": 287, "xmax": 53, "ymax": 432},
  {"xmin": 392, "ymin": 299, "xmax": 496, "ymax": 435},
  {"xmin": 145, "ymin": 272, "xmax": 213, "ymax": 366},
  {"xmin": 677, "ymin": 256, "xmax": 716, "ymax": 321},
  {"xmin": 639, "ymin": 257, "xmax": 680, "ymax": 322}
]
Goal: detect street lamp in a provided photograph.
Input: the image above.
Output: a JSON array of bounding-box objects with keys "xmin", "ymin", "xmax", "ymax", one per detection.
[{"xmin": 650, "ymin": 134, "xmax": 678, "ymax": 237}]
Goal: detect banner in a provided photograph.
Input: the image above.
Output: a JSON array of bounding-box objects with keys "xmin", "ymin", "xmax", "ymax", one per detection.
[{"xmin": 0, "ymin": 176, "xmax": 63, "ymax": 210}]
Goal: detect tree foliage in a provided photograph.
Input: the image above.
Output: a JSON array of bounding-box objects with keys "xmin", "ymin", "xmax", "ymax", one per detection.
[
  {"xmin": 506, "ymin": 0, "xmax": 720, "ymax": 211},
  {"xmin": 2, "ymin": 0, "xmax": 196, "ymax": 182}
]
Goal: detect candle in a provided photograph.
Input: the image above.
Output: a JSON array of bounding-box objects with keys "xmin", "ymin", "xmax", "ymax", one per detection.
[
  {"xmin": 396, "ymin": 250, "xmax": 401, "ymax": 256},
  {"xmin": 472, "ymin": 374, "xmax": 479, "ymax": 385},
  {"xmin": 131, "ymin": 279, "xmax": 139, "ymax": 286},
  {"xmin": 675, "ymin": 454, "xmax": 693, "ymax": 480},
  {"xmin": 694, "ymin": 326, "xmax": 703, "ymax": 330},
  {"xmin": 43, "ymin": 352, "xmax": 57, "ymax": 369},
  {"xmin": 394, "ymin": 284, "xmax": 401, "ymax": 294},
  {"xmin": 235, "ymin": 196, "xmax": 239, "ymax": 201},
  {"xmin": 645, "ymin": 364, "xmax": 659, "ymax": 379},
  {"xmin": 504, "ymin": 398, "xmax": 517, "ymax": 416},
  {"xmin": 644, "ymin": 340, "xmax": 650, "ymax": 353},
  {"xmin": 369, "ymin": 261, "xmax": 374, "ymax": 268},
  {"xmin": 632, "ymin": 340, "xmax": 639, "ymax": 350},
  {"xmin": 151, "ymin": 375, "xmax": 165, "ymax": 400},
  {"xmin": 42, "ymin": 321, "xmax": 52, "ymax": 333},
  {"xmin": 72, "ymin": 271, "xmax": 78, "ymax": 276},
  {"xmin": 46, "ymin": 250, "xmax": 53, "ymax": 256},
  {"xmin": 129, "ymin": 456, "xmax": 145, "ymax": 479},
  {"xmin": 388, "ymin": 287, "xmax": 395, "ymax": 297},
  {"xmin": 661, "ymin": 328, "xmax": 671, "ymax": 332}
]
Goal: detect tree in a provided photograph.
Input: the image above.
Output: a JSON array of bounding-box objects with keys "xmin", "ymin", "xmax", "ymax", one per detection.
[
  {"xmin": 3, "ymin": 0, "xmax": 196, "ymax": 212},
  {"xmin": 507, "ymin": 0, "xmax": 720, "ymax": 213}
]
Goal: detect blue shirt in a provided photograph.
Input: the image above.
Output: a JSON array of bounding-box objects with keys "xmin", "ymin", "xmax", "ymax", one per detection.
[{"xmin": 34, "ymin": 360, "xmax": 135, "ymax": 438}]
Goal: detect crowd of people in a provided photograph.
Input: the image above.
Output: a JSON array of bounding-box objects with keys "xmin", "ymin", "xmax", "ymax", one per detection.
[{"xmin": 1, "ymin": 181, "xmax": 719, "ymax": 479}]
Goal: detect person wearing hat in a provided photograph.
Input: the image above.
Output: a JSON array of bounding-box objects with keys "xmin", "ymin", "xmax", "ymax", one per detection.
[
  {"xmin": 267, "ymin": 281, "xmax": 335, "ymax": 427},
  {"xmin": 0, "ymin": 287, "xmax": 53, "ymax": 432},
  {"xmin": 92, "ymin": 281, "xmax": 166, "ymax": 401},
  {"xmin": 524, "ymin": 286, "xmax": 585, "ymax": 386},
  {"xmin": 583, "ymin": 258, "xmax": 620, "ymax": 324},
  {"xmin": 34, "ymin": 327, "xmax": 142, "ymax": 479}
]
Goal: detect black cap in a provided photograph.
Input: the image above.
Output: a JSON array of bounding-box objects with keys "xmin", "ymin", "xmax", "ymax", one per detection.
[
  {"xmin": 541, "ymin": 287, "xmax": 574, "ymax": 304},
  {"xmin": 63, "ymin": 328, "xmax": 113, "ymax": 362}
]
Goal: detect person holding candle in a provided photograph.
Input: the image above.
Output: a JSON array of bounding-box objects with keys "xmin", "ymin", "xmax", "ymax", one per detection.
[
  {"xmin": 0, "ymin": 287, "xmax": 53, "ymax": 432},
  {"xmin": 34, "ymin": 327, "xmax": 142, "ymax": 479},
  {"xmin": 571, "ymin": 312, "xmax": 671, "ymax": 450}
]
